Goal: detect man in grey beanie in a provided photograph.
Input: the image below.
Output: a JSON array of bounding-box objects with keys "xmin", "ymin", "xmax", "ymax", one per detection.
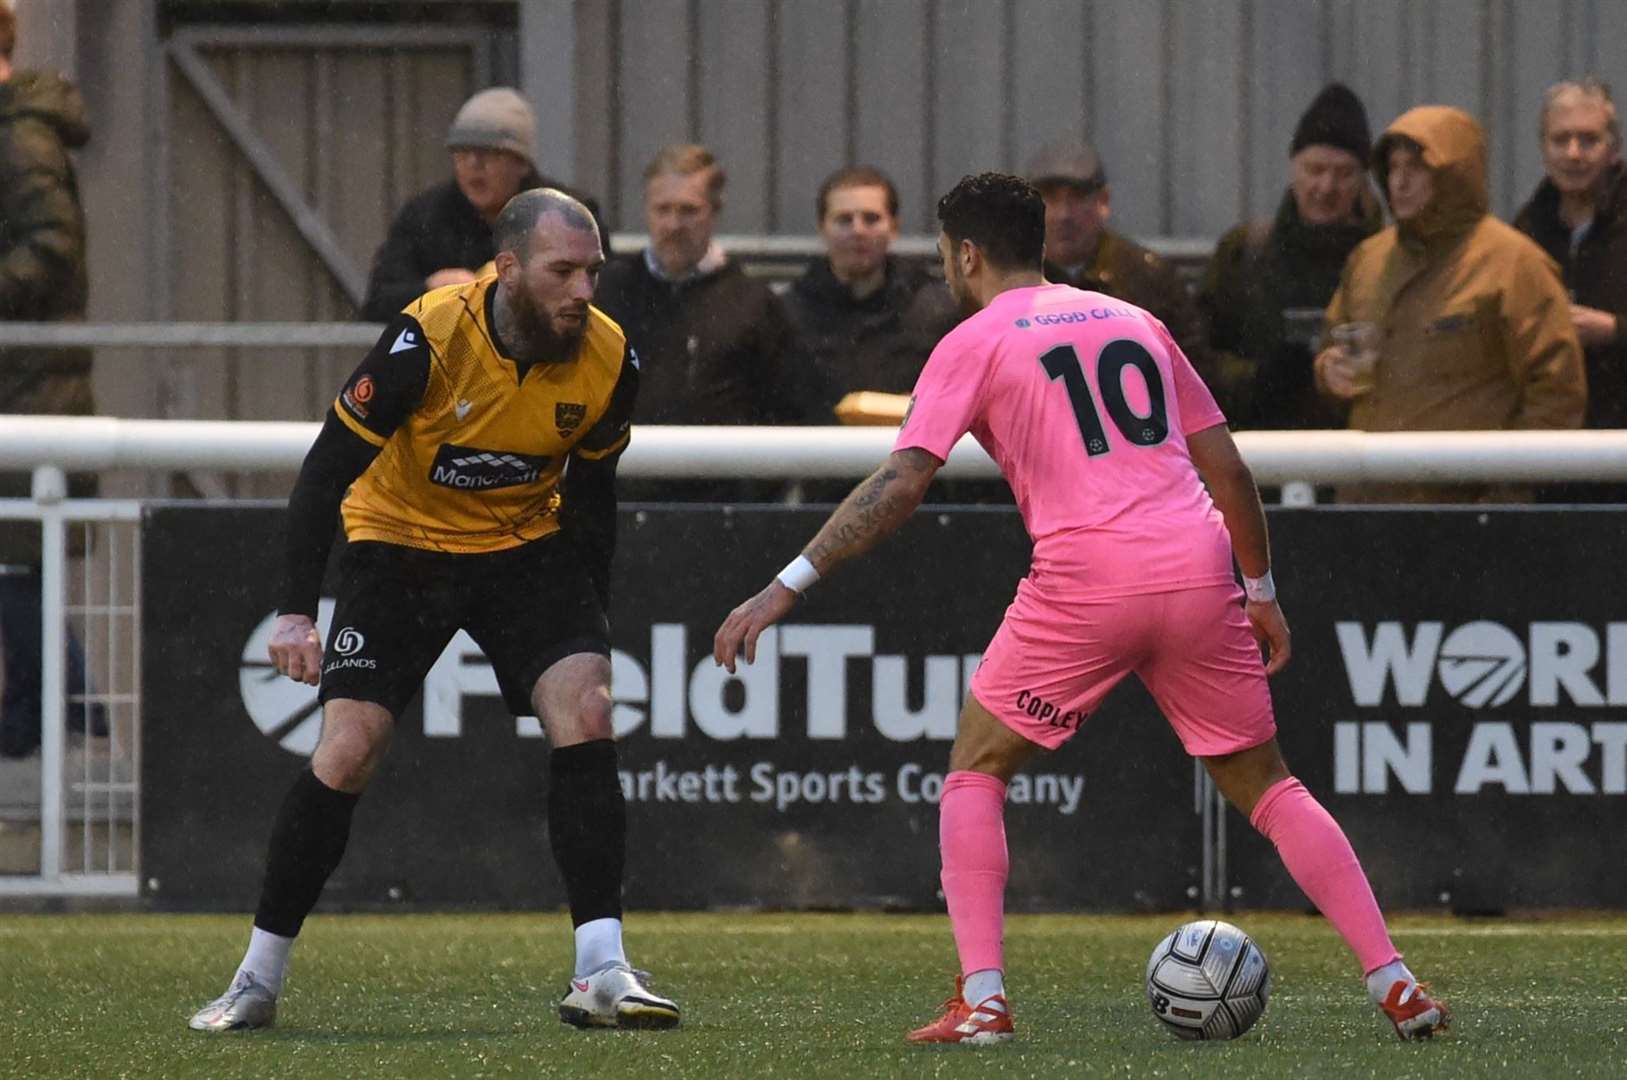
[{"xmin": 362, "ymin": 87, "xmax": 604, "ymax": 320}]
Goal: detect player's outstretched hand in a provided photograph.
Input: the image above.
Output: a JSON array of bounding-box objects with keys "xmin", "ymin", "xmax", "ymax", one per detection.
[
  {"xmin": 1245, "ymin": 599, "xmax": 1292, "ymax": 675},
  {"xmin": 714, "ymin": 582, "xmax": 799, "ymax": 673},
  {"xmin": 268, "ymin": 613, "xmax": 324, "ymax": 686}
]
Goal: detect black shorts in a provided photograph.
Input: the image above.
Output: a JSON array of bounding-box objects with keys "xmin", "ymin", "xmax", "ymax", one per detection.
[{"xmin": 317, "ymin": 534, "xmax": 610, "ymax": 717}]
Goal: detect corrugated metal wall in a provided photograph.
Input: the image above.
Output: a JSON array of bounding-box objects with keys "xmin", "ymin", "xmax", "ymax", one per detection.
[
  {"xmin": 66, "ymin": 0, "xmax": 1627, "ymax": 462},
  {"xmin": 571, "ymin": 0, "xmax": 1627, "ymax": 236},
  {"xmin": 156, "ymin": 34, "xmax": 484, "ymax": 494}
]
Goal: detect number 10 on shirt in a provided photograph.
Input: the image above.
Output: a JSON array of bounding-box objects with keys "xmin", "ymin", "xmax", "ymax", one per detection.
[{"xmin": 1039, "ymin": 340, "xmax": 1170, "ymax": 457}]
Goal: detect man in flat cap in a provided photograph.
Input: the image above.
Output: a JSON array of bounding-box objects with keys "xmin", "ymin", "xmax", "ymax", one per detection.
[
  {"xmin": 362, "ymin": 87, "xmax": 604, "ymax": 321},
  {"xmin": 1027, "ymin": 139, "xmax": 1215, "ymax": 386}
]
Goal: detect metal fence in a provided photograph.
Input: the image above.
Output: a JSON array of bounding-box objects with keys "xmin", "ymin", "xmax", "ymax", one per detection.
[
  {"xmin": 3, "ymin": 419, "xmax": 1626, "ymax": 898},
  {"xmin": 0, "ymin": 492, "xmax": 141, "ymax": 895}
]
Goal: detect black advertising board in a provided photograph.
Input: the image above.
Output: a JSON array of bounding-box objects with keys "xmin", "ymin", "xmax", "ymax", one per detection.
[
  {"xmin": 142, "ymin": 504, "xmax": 1627, "ymax": 913},
  {"xmin": 140, "ymin": 503, "xmax": 1199, "ymax": 913},
  {"xmin": 1229, "ymin": 508, "xmax": 1627, "ymax": 911}
]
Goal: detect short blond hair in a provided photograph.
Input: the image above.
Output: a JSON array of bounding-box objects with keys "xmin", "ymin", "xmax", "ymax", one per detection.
[
  {"xmin": 1541, "ymin": 78, "xmax": 1621, "ymax": 149},
  {"xmin": 642, "ymin": 144, "xmax": 726, "ymax": 209}
]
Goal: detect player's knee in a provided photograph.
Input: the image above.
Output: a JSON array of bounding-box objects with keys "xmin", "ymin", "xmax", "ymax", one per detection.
[
  {"xmin": 571, "ymin": 683, "xmax": 614, "ymax": 741},
  {"xmin": 312, "ymin": 709, "xmax": 392, "ymax": 792},
  {"xmin": 530, "ymin": 679, "xmax": 614, "ymax": 745},
  {"xmin": 311, "ymin": 740, "xmax": 379, "ymax": 793}
]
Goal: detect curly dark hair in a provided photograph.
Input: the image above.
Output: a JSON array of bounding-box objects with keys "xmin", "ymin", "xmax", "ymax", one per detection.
[{"xmin": 936, "ymin": 172, "xmax": 1046, "ymax": 271}]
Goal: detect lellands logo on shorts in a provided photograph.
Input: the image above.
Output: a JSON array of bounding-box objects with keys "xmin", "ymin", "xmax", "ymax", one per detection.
[
  {"xmin": 325, "ymin": 625, "xmax": 377, "ymax": 674},
  {"xmin": 429, "ymin": 443, "xmax": 552, "ymax": 491}
]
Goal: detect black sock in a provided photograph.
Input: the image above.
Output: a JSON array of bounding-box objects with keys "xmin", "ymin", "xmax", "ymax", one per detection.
[
  {"xmin": 548, "ymin": 739, "xmax": 626, "ymax": 926},
  {"xmin": 253, "ymin": 770, "xmax": 361, "ymax": 937}
]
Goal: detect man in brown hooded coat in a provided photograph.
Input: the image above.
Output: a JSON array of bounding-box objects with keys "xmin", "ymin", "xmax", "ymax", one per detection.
[{"xmin": 1314, "ymin": 106, "xmax": 1586, "ymax": 503}]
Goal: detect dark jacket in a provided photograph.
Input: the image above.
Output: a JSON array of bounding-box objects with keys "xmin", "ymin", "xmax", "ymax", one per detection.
[
  {"xmin": 781, "ymin": 255, "xmax": 959, "ymax": 417},
  {"xmin": 1200, "ymin": 188, "xmax": 1383, "ymax": 428},
  {"xmin": 1044, "ymin": 229, "xmax": 1215, "ymax": 388},
  {"xmin": 1515, "ymin": 160, "xmax": 1627, "ymax": 430},
  {"xmin": 0, "ymin": 70, "xmax": 94, "ymax": 561},
  {"xmin": 361, "ymin": 173, "xmax": 603, "ymax": 321},
  {"xmin": 594, "ymin": 251, "xmax": 795, "ymax": 427}
]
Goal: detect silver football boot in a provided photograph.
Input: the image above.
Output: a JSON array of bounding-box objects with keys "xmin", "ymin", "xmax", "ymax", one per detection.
[
  {"xmin": 559, "ymin": 962, "xmax": 681, "ymax": 1030},
  {"xmin": 188, "ymin": 971, "xmax": 278, "ymax": 1032}
]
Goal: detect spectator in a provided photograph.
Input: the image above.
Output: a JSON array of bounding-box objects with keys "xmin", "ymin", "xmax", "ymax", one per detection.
[
  {"xmin": 1026, "ymin": 138, "xmax": 1216, "ymax": 386},
  {"xmin": 361, "ymin": 87, "xmax": 603, "ymax": 321},
  {"xmin": 0, "ymin": 2, "xmax": 101, "ymax": 758},
  {"xmin": 595, "ymin": 143, "xmax": 795, "ymax": 430},
  {"xmin": 1314, "ymin": 106, "xmax": 1586, "ymax": 503},
  {"xmin": 1199, "ymin": 84, "xmax": 1383, "ymax": 429},
  {"xmin": 1514, "ymin": 78, "xmax": 1627, "ymax": 501},
  {"xmin": 781, "ymin": 165, "xmax": 958, "ymax": 419}
]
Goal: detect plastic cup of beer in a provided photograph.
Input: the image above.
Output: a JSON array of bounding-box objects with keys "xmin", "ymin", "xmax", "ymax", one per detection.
[{"xmin": 1330, "ymin": 321, "xmax": 1380, "ymax": 393}]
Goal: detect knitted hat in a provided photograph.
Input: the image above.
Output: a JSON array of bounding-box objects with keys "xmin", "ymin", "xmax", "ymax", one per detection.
[
  {"xmin": 1025, "ymin": 139, "xmax": 1107, "ymax": 192},
  {"xmin": 1291, "ymin": 83, "xmax": 1373, "ymax": 163},
  {"xmin": 445, "ymin": 87, "xmax": 536, "ymax": 166}
]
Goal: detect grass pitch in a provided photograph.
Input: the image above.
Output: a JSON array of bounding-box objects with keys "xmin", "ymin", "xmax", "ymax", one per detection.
[{"xmin": 2, "ymin": 911, "xmax": 1625, "ymax": 1078}]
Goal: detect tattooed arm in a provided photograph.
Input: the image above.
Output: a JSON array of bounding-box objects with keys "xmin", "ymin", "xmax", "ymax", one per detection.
[
  {"xmin": 713, "ymin": 448, "xmax": 942, "ymax": 671},
  {"xmin": 803, "ymin": 448, "xmax": 941, "ymax": 574}
]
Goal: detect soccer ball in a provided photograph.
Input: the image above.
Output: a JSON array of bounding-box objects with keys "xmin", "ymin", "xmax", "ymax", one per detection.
[{"xmin": 1145, "ymin": 919, "xmax": 1271, "ymax": 1040}]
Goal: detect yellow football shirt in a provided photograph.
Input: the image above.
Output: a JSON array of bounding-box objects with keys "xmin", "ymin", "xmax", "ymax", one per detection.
[{"xmin": 331, "ymin": 276, "xmax": 635, "ymax": 553}]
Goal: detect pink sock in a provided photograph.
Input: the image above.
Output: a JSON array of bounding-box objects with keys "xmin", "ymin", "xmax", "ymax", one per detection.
[
  {"xmin": 939, "ymin": 771, "xmax": 1009, "ymax": 978},
  {"xmin": 1250, "ymin": 777, "xmax": 1401, "ymax": 975}
]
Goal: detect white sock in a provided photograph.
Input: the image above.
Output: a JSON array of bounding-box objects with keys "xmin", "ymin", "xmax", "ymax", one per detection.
[
  {"xmin": 1365, "ymin": 959, "xmax": 1415, "ymax": 1003},
  {"xmin": 236, "ymin": 926, "xmax": 295, "ymax": 996},
  {"xmin": 962, "ymin": 968, "xmax": 1006, "ymax": 1009},
  {"xmin": 573, "ymin": 917, "xmax": 627, "ymax": 978}
]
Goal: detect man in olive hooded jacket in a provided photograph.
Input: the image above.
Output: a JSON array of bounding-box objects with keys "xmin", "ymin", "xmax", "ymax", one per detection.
[
  {"xmin": 1315, "ymin": 106, "xmax": 1586, "ymax": 503},
  {"xmin": 0, "ymin": 7, "xmax": 103, "ymax": 760}
]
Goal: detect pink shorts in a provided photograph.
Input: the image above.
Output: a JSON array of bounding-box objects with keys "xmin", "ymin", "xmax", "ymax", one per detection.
[{"xmin": 969, "ymin": 580, "xmax": 1276, "ymax": 757}]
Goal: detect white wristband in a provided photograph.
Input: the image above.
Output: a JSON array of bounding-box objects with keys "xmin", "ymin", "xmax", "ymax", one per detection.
[
  {"xmin": 776, "ymin": 554, "xmax": 820, "ymax": 595},
  {"xmin": 1243, "ymin": 570, "xmax": 1276, "ymax": 603}
]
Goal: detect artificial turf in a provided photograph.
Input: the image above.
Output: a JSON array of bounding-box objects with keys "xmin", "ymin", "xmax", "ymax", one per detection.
[{"xmin": 2, "ymin": 911, "xmax": 1624, "ymax": 1078}]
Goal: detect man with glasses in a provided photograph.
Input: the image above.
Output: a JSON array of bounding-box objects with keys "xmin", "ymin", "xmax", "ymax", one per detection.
[{"xmin": 361, "ymin": 87, "xmax": 604, "ymax": 321}]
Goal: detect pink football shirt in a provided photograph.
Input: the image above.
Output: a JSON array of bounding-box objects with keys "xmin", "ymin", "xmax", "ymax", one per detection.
[{"xmin": 896, "ymin": 283, "xmax": 1236, "ymax": 599}]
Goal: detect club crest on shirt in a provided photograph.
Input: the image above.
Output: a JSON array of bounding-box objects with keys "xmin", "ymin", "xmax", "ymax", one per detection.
[{"xmin": 555, "ymin": 402, "xmax": 588, "ymax": 437}]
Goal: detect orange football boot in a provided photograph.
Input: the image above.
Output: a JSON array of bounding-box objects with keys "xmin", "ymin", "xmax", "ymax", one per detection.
[
  {"xmin": 906, "ymin": 977, "xmax": 1015, "ymax": 1046},
  {"xmin": 1377, "ymin": 979, "xmax": 1451, "ymax": 1040}
]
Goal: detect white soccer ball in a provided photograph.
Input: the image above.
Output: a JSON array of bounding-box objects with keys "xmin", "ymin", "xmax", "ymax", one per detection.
[{"xmin": 1145, "ymin": 919, "xmax": 1271, "ymax": 1040}]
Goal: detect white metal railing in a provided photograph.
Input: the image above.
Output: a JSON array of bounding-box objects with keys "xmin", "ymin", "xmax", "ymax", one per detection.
[
  {"xmin": 0, "ymin": 237, "xmax": 1218, "ymax": 352},
  {"xmin": 0, "ymin": 480, "xmax": 141, "ymax": 896},
  {"xmin": 2, "ymin": 416, "xmax": 1627, "ymax": 488},
  {"xmin": 0, "ymin": 322, "xmax": 383, "ymax": 349}
]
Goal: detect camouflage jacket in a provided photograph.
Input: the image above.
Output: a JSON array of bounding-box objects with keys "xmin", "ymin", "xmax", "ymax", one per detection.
[{"xmin": 0, "ymin": 69, "xmax": 93, "ymax": 557}]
